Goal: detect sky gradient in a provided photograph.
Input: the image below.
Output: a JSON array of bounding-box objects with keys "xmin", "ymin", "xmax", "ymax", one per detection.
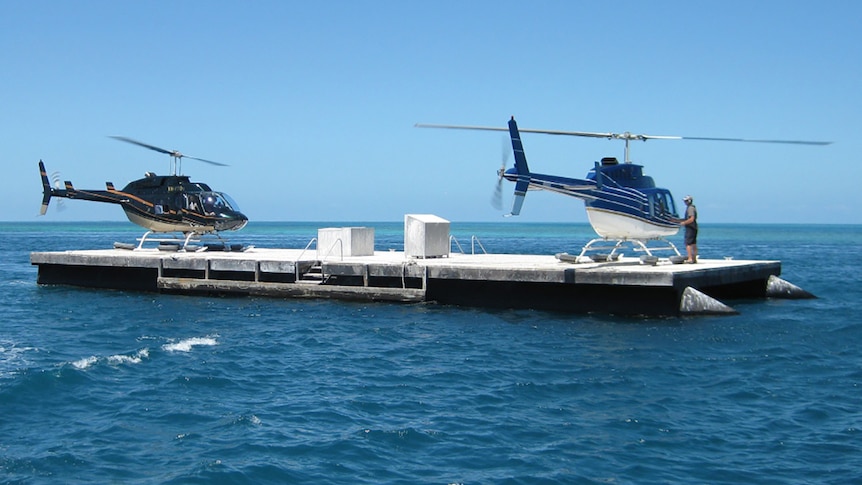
[{"xmin": 3, "ymin": 1, "xmax": 859, "ymax": 224}]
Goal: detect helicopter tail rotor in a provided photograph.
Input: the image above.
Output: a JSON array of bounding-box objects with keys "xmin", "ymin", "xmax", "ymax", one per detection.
[
  {"xmin": 491, "ymin": 173, "xmax": 503, "ymax": 211},
  {"xmin": 491, "ymin": 136, "xmax": 511, "ymax": 211},
  {"xmin": 50, "ymin": 171, "xmax": 66, "ymax": 211}
]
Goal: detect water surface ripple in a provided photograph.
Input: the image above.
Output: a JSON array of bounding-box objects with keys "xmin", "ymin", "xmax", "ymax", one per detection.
[{"xmin": 1, "ymin": 222, "xmax": 860, "ymax": 484}]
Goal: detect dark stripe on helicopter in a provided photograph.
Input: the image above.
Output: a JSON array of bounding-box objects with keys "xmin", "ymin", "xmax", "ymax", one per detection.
[
  {"xmin": 68, "ymin": 188, "xmax": 204, "ymax": 228},
  {"xmin": 71, "ymin": 188, "xmax": 145, "ymax": 207},
  {"xmin": 526, "ymin": 176, "xmax": 676, "ymax": 225}
]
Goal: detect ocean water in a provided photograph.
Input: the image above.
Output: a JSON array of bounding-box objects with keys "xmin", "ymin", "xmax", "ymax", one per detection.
[{"xmin": 1, "ymin": 221, "xmax": 860, "ymax": 484}]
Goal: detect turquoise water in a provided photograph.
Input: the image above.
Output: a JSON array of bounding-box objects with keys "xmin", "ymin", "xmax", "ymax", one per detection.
[{"xmin": 1, "ymin": 222, "xmax": 861, "ymax": 483}]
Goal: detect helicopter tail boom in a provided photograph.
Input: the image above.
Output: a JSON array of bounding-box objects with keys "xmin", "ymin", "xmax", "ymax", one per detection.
[{"xmin": 37, "ymin": 161, "xmax": 127, "ymax": 209}]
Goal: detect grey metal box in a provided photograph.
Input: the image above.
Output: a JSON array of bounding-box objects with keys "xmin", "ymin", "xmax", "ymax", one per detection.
[
  {"xmin": 404, "ymin": 214, "xmax": 450, "ymax": 258},
  {"xmin": 317, "ymin": 227, "xmax": 375, "ymax": 259}
]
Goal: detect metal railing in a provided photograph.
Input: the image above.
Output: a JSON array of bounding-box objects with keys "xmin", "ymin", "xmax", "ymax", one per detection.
[
  {"xmin": 295, "ymin": 237, "xmax": 318, "ymax": 262},
  {"xmin": 449, "ymin": 235, "xmax": 488, "ymax": 254}
]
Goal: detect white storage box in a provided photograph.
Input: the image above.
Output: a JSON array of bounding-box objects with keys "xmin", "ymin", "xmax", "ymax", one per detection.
[
  {"xmin": 317, "ymin": 227, "xmax": 375, "ymax": 258},
  {"xmin": 404, "ymin": 214, "xmax": 450, "ymax": 258}
]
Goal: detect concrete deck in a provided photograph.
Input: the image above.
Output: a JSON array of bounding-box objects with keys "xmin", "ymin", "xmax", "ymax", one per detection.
[{"xmin": 30, "ymin": 247, "xmax": 809, "ymax": 316}]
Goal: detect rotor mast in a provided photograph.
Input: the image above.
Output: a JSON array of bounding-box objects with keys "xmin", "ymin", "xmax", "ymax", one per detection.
[
  {"xmin": 600, "ymin": 132, "xmax": 644, "ymax": 163},
  {"xmin": 622, "ymin": 134, "xmax": 634, "ymax": 163}
]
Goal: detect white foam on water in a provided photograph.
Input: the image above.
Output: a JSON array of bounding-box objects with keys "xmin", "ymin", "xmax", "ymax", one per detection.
[
  {"xmin": 71, "ymin": 356, "xmax": 98, "ymax": 369},
  {"xmin": 107, "ymin": 348, "xmax": 150, "ymax": 365},
  {"xmin": 162, "ymin": 336, "xmax": 218, "ymax": 353},
  {"xmin": 0, "ymin": 342, "xmax": 38, "ymax": 377}
]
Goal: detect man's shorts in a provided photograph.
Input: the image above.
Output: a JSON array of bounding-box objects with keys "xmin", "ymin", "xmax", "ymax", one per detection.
[{"xmin": 684, "ymin": 227, "xmax": 698, "ymax": 245}]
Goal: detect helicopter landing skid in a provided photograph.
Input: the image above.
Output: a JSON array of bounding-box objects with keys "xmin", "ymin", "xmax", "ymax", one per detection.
[
  {"xmin": 131, "ymin": 231, "xmax": 200, "ymax": 251},
  {"xmin": 566, "ymin": 237, "xmax": 682, "ymax": 264},
  {"xmin": 123, "ymin": 231, "xmax": 243, "ymax": 252}
]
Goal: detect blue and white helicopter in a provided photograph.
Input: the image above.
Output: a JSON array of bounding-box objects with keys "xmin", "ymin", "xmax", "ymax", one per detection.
[{"xmin": 418, "ymin": 117, "xmax": 830, "ymax": 261}]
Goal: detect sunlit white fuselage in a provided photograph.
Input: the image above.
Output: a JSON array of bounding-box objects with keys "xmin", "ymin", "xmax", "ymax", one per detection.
[{"xmin": 585, "ymin": 207, "xmax": 680, "ymax": 240}]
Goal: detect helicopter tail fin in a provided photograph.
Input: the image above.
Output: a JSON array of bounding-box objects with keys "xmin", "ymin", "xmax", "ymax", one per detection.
[
  {"xmin": 38, "ymin": 160, "xmax": 52, "ymax": 215},
  {"xmin": 507, "ymin": 117, "xmax": 531, "ymax": 216}
]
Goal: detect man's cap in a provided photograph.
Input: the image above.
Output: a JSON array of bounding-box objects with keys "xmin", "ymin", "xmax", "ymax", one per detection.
[{"xmin": 683, "ymin": 195, "xmax": 693, "ymax": 202}]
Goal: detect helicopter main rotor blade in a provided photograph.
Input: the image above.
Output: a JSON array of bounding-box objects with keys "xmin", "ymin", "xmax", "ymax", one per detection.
[
  {"xmin": 415, "ymin": 123, "xmax": 508, "ymax": 132},
  {"xmin": 110, "ymin": 136, "xmax": 229, "ymax": 166},
  {"xmin": 417, "ymin": 123, "xmax": 620, "ymax": 139},
  {"xmin": 676, "ymin": 136, "xmax": 832, "ymax": 146},
  {"xmin": 416, "ymin": 123, "xmax": 832, "ymax": 145},
  {"xmin": 110, "ymin": 136, "xmax": 175, "ymax": 155},
  {"xmin": 182, "ymin": 155, "xmax": 228, "ymax": 167}
]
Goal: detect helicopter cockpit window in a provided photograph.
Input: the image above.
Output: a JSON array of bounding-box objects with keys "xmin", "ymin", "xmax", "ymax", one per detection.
[
  {"xmin": 650, "ymin": 192, "xmax": 677, "ymax": 218},
  {"xmin": 200, "ymin": 192, "xmax": 239, "ymax": 214}
]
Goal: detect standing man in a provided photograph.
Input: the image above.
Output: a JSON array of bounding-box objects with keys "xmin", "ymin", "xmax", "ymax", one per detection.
[{"xmin": 676, "ymin": 195, "xmax": 698, "ymax": 263}]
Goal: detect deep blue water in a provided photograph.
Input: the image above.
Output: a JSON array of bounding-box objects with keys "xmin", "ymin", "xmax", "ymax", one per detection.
[{"xmin": 1, "ymin": 221, "xmax": 861, "ymax": 484}]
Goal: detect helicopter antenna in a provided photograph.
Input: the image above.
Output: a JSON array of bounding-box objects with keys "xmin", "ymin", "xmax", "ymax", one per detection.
[{"xmin": 109, "ymin": 136, "xmax": 228, "ymax": 175}]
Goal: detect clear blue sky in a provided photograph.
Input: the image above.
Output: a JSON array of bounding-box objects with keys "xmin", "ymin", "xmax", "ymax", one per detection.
[{"xmin": 3, "ymin": 1, "xmax": 859, "ymax": 224}]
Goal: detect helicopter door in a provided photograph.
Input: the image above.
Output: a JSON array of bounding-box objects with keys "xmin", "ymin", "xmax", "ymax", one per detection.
[
  {"xmin": 648, "ymin": 194, "xmax": 660, "ymax": 217},
  {"xmin": 183, "ymin": 194, "xmax": 203, "ymax": 213}
]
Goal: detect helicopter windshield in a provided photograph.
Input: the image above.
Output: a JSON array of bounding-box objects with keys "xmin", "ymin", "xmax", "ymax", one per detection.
[
  {"xmin": 649, "ymin": 190, "xmax": 677, "ymax": 218},
  {"xmin": 200, "ymin": 191, "xmax": 240, "ymax": 214}
]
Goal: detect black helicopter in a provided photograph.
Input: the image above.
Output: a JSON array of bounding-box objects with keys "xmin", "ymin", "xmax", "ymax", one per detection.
[{"xmin": 39, "ymin": 137, "xmax": 248, "ymax": 237}]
